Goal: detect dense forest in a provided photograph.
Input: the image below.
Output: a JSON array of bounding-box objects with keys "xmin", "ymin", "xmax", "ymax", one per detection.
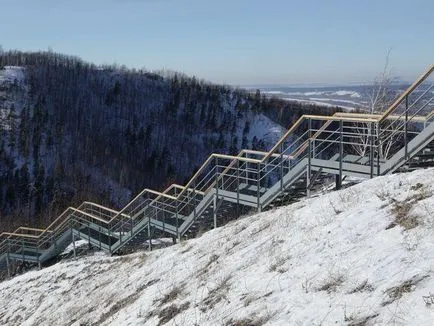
[{"xmin": 0, "ymin": 50, "xmax": 338, "ymax": 230}]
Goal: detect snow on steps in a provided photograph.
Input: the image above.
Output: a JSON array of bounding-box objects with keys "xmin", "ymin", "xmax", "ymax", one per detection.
[{"xmin": 0, "ymin": 168, "xmax": 434, "ymax": 325}]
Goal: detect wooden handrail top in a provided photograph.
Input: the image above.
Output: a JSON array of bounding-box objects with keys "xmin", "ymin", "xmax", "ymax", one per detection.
[
  {"xmin": 336, "ymin": 112, "xmax": 431, "ymax": 122},
  {"xmin": 17, "ymin": 227, "xmax": 52, "ymax": 233},
  {"xmin": 172, "ymin": 184, "xmax": 205, "ymax": 196},
  {"xmin": 1, "ymin": 232, "xmax": 40, "ymax": 239},
  {"xmin": 144, "ymin": 189, "xmax": 178, "ymax": 201},
  {"xmin": 380, "ymin": 63, "xmax": 434, "ymax": 123},
  {"xmin": 242, "ymin": 149, "xmax": 293, "ymax": 159},
  {"xmin": 82, "ymin": 201, "xmax": 120, "ymax": 215}
]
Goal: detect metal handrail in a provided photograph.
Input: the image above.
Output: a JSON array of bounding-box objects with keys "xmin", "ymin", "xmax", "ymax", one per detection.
[{"xmin": 380, "ymin": 63, "xmax": 434, "ymax": 123}]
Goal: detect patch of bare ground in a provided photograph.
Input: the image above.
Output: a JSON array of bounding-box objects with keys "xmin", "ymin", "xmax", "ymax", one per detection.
[
  {"xmin": 382, "ymin": 274, "xmax": 429, "ymax": 306},
  {"xmin": 201, "ymin": 275, "xmax": 232, "ymax": 311},
  {"xmin": 94, "ymin": 279, "xmax": 159, "ymax": 325}
]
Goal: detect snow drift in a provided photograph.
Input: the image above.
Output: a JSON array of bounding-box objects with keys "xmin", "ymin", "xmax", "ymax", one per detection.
[{"xmin": 0, "ymin": 169, "xmax": 433, "ymax": 325}]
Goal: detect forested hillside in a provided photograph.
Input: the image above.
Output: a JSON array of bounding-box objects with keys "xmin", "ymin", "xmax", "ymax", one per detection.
[{"xmin": 0, "ymin": 50, "xmax": 338, "ymax": 230}]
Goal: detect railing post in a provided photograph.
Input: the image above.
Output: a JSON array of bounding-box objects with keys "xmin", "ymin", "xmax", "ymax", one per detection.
[
  {"xmin": 404, "ymin": 95, "xmax": 409, "ymax": 161},
  {"xmin": 147, "ymin": 210, "xmax": 152, "ymax": 251},
  {"xmin": 256, "ymin": 163, "xmax": 261, "ymax": 212},
  {"xmin": 108, "ymin": 226, "xmax": 112, "ymax": 255},
  {"xmin": 214, "ymin": 157, "xmax": 218, "ymax": 229},
  {"xmin": 370, "ymin": 122, "xmax": 374, "ymax": 178},
  {"xmin": 98, "ymin": 226, "xmax": 102, "ymax": 249},
  {"xmin": 236, "ymin": 160, "xmax": 240, "ymax": 213},
  {"xmin": 307, "ymin": 118, "xmax": 312, "ymax": 196},
  {"xmin": 337, "ymin": 119, "xmax": 343, "ymax": 190},
  {"xmin": 245, "ymin": 155, "xmax": 249, "ymax": 185},
  {"xmin": 36, "ymin": 243, "xmax": 40, "ymax": 270},
  {"xmin": 6, "ymin": 241, "xmax": 11, "ymax": 278},
  {"xmin": 280, "ymin": 143, "xmax": 284, "ymax": 191},
  {"xmin": 193, "ymin": 179, "xmax": 197, "ymax": 223},
  {"xmin": 52, "ymin": 228, "xmax": 57, "ymax": 254},
  {"xmin": 87, "ymin": 221, "xmax": 91, "ymax": 248},
  {"xmin": 213, "ymin": 194, "xmax": 217, "ymax": 229},
  {"xmin": 72, "ymin": 230, "xmax": 76, "ymax": 259},
  {"xmin": 376, "ymin": 122, "xmax": 381, "ymax": 176},
  {"xmin": 176, "ymin": 201, "xmax": 180, "ymax": 242},
  {"xmin": 130, "ymin": 210, "xmax": 134, "ymax": 238},
  {"xmin": 21, "ymin": 238, "xmax": 25, "ymax": 262}
]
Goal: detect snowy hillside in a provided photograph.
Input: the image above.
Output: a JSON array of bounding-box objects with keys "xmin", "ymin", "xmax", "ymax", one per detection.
[
  {"xmin": 0, "ymin": 66, "xmax": 27, "ymax": 131},
  {"xmin": 1, "ymin": 169, "xmax": 433, "ymax": 325}
]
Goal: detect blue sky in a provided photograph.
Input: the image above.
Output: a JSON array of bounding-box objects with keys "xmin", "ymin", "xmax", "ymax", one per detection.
[{"xmin": 1, "ymin": 0, "xmax": 433, "ymax": 85}]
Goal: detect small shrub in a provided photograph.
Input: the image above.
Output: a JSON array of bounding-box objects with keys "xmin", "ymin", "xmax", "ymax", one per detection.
[
  {"xmin": 410, "ymin": 183, "xmax": 424, "ymax": 191},
  {"xmin": 382, "ymin": 275, "xmax": 428, "ymax": 306},
  {"xmin": 423, "ymin": 293, "xmax": 434, "ymax": 305},
  {"xmin": 201, "ymin": 275, "xmax": 232, "ymax": 310},
  {"xmin": 375, "ymin": 188, "xmax": 390, "ymax": 201},
  {"xmin": 388, "ymin": 198, "xmax": 420, "ymax": 230},
  {"xmin": 412, "ymin": 184, "xmax": 432, "ymax": 201},
  {"xmin": 348, "ymin": 279, "xmax": 374, "ymax": 294},
  {"xmin": 250, "ymin": 222, "xmax": 271, "ymax": 236},
  {"xmin": 242, "ymin": 294, "xmax": 257, "ymax": 307},
  {"xmin": 159, "ymin": 285, "xmax": 184, "ymax": 306},
  {"xmin": 329, "ymin": 200, "xmax": 343, "ymax": 215},
  {"xmin": 225, "ymin": 313, "xmax": 273, "ymax": 326},
  {"xmin": 347, "ymin": 313, "xmax": 379, "ymax": 326},
  {"xmin": 317, "ymin": 274, "xmax": 345, "ymax": 293},
  {"xmin": 269, "ymin": 256, "xmax": 289, "ymax": 273},
  {"xmin": 302, "ymin": 278, "xmax": 312, "ymax": 294},
  {"xmin": 157, "ymin": 302, "xmax": 190, "ymax": 326}
]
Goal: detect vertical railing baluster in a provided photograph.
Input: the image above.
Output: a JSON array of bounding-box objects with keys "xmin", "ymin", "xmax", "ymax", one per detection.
[
  {"xmin": 214, "ymin": 157, "xmax": 218, "ymax": 229},
  {"xmin": 256, "ymin": 162, "xmax": 261, "ymax": 212},
  {"xmin": 307, "ymin": 118, "xmax": 312, "ymax": 196},
  {"xmin": 280, "ymin": 143, "xmax": 284, "ymax": 192},
  {"xmin": 404, "ymin": 95, "xmax": 409, "ymax": 161}
]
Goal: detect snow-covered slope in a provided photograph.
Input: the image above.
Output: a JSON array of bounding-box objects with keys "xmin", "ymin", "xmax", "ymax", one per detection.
[{"xmin": 1, "ymin": 169, "xmax": 434, "ymax": 325}]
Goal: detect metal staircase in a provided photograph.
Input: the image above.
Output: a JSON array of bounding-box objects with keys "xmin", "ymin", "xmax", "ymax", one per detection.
[{"xmin": 1, "ymin": 63, "xmax": 433, "ymax": 277}]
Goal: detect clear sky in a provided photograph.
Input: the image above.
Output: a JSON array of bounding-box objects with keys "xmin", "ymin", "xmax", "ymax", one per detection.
[{"xmin": 1, "ymin": 0, "xmax": 433, "ymax": 85}]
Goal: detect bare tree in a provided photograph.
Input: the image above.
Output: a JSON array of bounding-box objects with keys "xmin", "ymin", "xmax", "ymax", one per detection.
[{"xmin": 352, "ymin": 50, "xmax": 397, "ymax": 159}]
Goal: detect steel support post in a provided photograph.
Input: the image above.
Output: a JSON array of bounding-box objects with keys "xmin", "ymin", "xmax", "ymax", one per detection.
[
  {"xmin": 214, "ymin": 157, "xmax": 218, "ymax": 229},
  {"xmin": 36, "ymin": 244, "xmax": 40, "ymax": 270},
  {"xmin": 21, "ymin": 238, "xmax": 25, "ymax": 262},
  {"xmin": 6, "ymin": 242, "xmax": 11, "ymax": 278},
  {"xmin": 256, "ymin": 163, "xmax": 261, "ymax": 212},
  {"xmin": 176, "ymin": 202, "xmax": 180, "ymax": 242},
  {"xmin": 108, "ymin": 228, "xmax": 112, "ymax": 255},
  {"xmin": 376, "ymin": 123, "xmax": 381, "ymax": 176},
  {"xmin": 148, "ymin": 213, "xmax": 152, "ymax": 251},
  {"xmin": 370, "ymin": 122, "xmax": 375, "ymax": 178},
  {"xmin": 236, "ymin": 160, "xmax": 240, "ymax": 214},
  {"xmin": 404, "ymin": 96, "xmax": 408, "ymax": 161},
  {"xmin": 53, "ymin": 230, "xmax": 57, "ymax": 255},
  {"xmin": 280, "ymin": 143, "xmax": 284, "ymax": 191},
  {"xmin": 157, "ymin": 202, "xmax": 164, "ymax": 234},
  {"xmin": 72, "ymin": 231, "xmax": 76, "ymax": 259},
  {"xmin": 87, "ymin": 222, "xmax": 91, "ymax": 248},
  {"xmin": 193, "ymin": 179, "xmax": 197, "ymax": 223},
  {"xmin": 130, "ymin": 211, "xmax": 134, "ymax": 238},
  {"xmin": 99, "ymin": 226, "xmax": 102, "ymax": 249},
  {"xmin": 337, "ymin": 120, "xmax": 343, "ymax": 190},
  {"xmin": 307, "ymin": 118, "xmax": 312, "ymax": 197},
  {"xmin": 213, "ymin": 194, "xmax": 217, "ymax": 229},
  {"xmin": 6, "ymin": 251, "xmax": 11, "ymax": 278},
  {"xmin": 245, "ymin": 155, "xmax": 249, "ymax": 185}
]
